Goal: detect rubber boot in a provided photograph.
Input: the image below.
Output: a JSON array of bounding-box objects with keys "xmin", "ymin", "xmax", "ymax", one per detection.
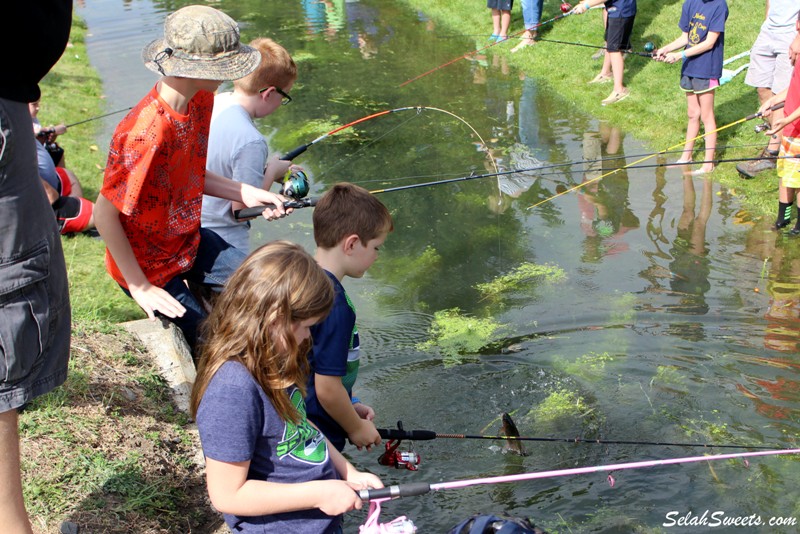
[
  {"xmin": 773, "ymin": 201, "xmax": 793, "ymax": 230},
  {"xmin": 790, "ymin": 203, "xmax": 800, "ymax": 236}
]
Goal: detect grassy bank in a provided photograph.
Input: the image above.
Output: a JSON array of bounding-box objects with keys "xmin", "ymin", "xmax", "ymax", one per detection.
[
  {"xmin": 402, "ymin": 0, "xmax": 779, "ymax": 217},
  {"xmin": 21, "ymin": 17, "xmax": 218, "ymax": 533}
]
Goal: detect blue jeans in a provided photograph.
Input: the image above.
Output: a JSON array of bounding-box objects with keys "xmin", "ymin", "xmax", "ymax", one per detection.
[
  {"xmin": 521, "ymin": 0, "xmax": 544, "ymax": 30},
  {"xmin": 124, "ymin": 228, "xmax": 246, "ymax": 352}
]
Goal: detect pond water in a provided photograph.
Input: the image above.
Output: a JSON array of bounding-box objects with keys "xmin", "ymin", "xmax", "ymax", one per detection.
[{"xmin": 77, "ymin": 1, "xmax": 800, "ymax": 532}]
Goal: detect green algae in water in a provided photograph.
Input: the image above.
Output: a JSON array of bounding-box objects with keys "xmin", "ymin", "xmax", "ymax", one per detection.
[
  {"xmin": 609, "ymin": 291, "xmax": 637, "ymax": 323},
  {"xmin": 418, "ymin": 308, "xmax": 505, "ymax": 363},
  {"xmin": 650, "ymin": 365, "xmax": 689, "ymax": 394},
  {"xmin": 554, "ymin": 351, "xmax": 615, "ymax": 383},
  {"xmin": 476, "ymin": 262, "xmax": 566, "ymax": 299},
  {"xmin": 533, "ymin": 389, "xmax": 590, "ymax": 423}
]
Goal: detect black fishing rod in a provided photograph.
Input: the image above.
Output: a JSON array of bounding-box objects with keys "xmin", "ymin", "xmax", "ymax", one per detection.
[
  {"xmin": 232, "ymin": 146, "xmax": 785, "ymax": 220},
  {"xmin": 65, "ymin": 107, "xmax": 133, "ymax": 128},
  {"xmin": 376, "ymin": 425, "xmax": 789, "ymax": 451},
  {"xmin": 537, "ymin": 37, "xmax": 654, "ymax": 57}
]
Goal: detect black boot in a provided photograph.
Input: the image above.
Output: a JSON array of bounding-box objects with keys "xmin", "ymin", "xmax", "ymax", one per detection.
[
  {"xmin": 773, "ymin": 201, "xmax": 793, "ymax": 230},
  {"xmin": 790, "ymin": 204, "xmax": 800, "ymax": 236}
]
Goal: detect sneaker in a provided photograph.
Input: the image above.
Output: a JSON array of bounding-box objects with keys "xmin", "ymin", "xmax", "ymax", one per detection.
[
  {"xmin": 736, "ymin": 148, "xmax": 778, "ymax": 179},
  {"xmin": 601, "ymin": 89, "xmax": 630, "ymax": 106},
  {"xmin": 588, "ymin": 73, "xmax": 613, "ymax": 84}
]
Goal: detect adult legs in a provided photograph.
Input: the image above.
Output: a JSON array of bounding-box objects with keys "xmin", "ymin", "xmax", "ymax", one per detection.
[{"xmin": 0, "ymin": 410, "xmax": 33, "ymax": 534}]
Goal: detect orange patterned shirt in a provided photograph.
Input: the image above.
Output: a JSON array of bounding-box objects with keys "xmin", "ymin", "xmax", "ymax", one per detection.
[{"xmin": 101, "ymin": 85, "xmax": 213, "ymax": 289}]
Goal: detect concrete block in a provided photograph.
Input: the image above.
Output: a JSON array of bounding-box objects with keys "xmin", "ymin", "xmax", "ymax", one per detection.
[{"xmin": 123, "ymin": 318, "xmax": 196, "ymax": 414}]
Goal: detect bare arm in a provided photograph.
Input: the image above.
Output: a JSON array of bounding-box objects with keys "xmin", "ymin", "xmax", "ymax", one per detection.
[
  {"xmin": 205, "ymin": 457, "xmax": 366, "ymax": 517},
  {"xmin": 94, "ymin": 194, "xmax": 186, "ymax": 320},
  {"xmin": 40, "ymin": 179, "xmax": 59, "ymax": 205},
  {"xmin": 204, "ymin": 169, "xmax": 289, "ymax": 219},
  {"xmin": 314, "ymin": 374, "xmax": 381, "ymax": 449}
]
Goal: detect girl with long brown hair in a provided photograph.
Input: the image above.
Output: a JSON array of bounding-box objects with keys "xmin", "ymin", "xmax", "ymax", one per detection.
[{"xmin": 191, "ymin": 240, "xmax": 382, "ymax": 533}]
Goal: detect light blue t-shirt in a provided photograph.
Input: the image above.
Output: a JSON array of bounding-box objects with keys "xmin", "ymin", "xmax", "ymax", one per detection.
[
  {"xmin": 202, "ymin": 92, "xmax": 270, "ymax": 252},
  {"xmin": 763, "ymin": 0, "xmax": 800, "ymax": 34}
]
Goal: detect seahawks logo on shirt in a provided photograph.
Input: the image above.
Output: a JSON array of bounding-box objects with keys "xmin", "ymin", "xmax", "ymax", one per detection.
[{"xmin": 276, "ymin": 388, "xmax": 328, "ymax": 464}]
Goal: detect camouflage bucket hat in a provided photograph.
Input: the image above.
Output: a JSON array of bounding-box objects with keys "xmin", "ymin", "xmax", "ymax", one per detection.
[{"xmin": 142, "ymin": 5, "xmax": 260, "ymax": 81}]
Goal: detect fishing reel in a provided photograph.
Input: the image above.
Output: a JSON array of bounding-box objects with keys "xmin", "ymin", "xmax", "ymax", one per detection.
[
  {"xmin": 282, "ymin": 170, "xmax": 310, "ymax": 199},
  {"xmin": 378, "ymin": 433, "xmax": 421, "ymax": 471},
  {"xmin": 754, "ymin": 121, "xmax": 771, "ymax": 134},
  {"xmin": 560, "ymin": 2, "xmax": 572, "ymax": 13}
]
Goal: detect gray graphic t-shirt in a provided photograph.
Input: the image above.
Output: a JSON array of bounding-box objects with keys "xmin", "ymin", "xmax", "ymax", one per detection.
[{"xmin": 197, "ymin": 361, "xmax": 340, "ymax": 533}]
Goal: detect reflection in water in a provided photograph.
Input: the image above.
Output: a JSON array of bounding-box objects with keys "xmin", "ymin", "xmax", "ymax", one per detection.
[
  {"xmin": 578, "ymin": 125, "xmax": 639, "ymax": 262},
  {"xmin": 764, "ymin": 238, "xmax": 800, "ymax": 353},
  {"xmin": 666, "ymin": 176, "xmax": 713, "ymax": 318}
]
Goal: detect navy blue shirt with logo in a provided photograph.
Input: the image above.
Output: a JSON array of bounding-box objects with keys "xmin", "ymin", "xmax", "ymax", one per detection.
[
  {"xmin": 305, "ymin": 271, "xmax": 362, "ymax": 451},
  {"xmin": 679, "ymin": 0, "xmax": 728, "ymax": 79}
]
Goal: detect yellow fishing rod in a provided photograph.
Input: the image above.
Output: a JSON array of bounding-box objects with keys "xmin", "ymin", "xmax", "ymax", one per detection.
[{"xmin": 527, "ymin": 102, "xmax": 786, "ymax": 211}]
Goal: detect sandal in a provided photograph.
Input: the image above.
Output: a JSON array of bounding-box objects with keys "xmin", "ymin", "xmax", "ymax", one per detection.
[
  {"xmin": 588, "ymin": 73, "xmax": 613, "ymax": 84},
  {"xmin": 601, "ymin": 89, "xmax": 630, "ymax": 105}
]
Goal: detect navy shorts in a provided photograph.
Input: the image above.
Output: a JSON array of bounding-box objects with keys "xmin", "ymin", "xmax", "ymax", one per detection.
[
  {"xmin": 487, "ymin": 0, "xmax": 514, "ymax": 10},
  {"xmin": 604, "ymin": 16, "xmax": 635, "ymax": 52},
  {"xmin": 0, "ymin": 98, "xmax": 71, "ymax": 413}
]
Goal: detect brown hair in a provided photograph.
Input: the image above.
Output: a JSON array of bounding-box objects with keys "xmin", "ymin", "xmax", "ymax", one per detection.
[
  {"xmin": 312, "ymin": 183, "xmax": 394, "ymax": 249},
  {"xmin": 190, "ymin": 241, "xmax": 333, "ymax": 423},
  {"xmin": 234, "ymin": 37, "xmax": 297, "ymax": 95}
]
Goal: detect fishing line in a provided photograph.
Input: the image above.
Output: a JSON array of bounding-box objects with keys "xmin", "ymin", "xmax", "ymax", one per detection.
[
  {"xmin": 527, "ymin": 103, "xmax": 786, "ymax": 211},
  {"xmin": 279, "ymin": 105, "xmax": 497, "ymax": 173},
  {"xmin": 400, "ymin": 11, "xmax": 574, "ymax": 87},
  {"xmin": 359, "ymin": 448, "xmax": 800, "ymax": 501},
  {"xmin": 65, "ymin": 107, "xmax": 133, "ymax": 128},
  {"xmin": 232, "ymin": 150, "xmax": 786, "ymax": 220},
  {"xmin": 315, "ymin": 112, "xmax": 421, "ymax": 179},
  {"xmin": 537, "ymin": 37, "xmax": 653, "ymax": 57},
  {"xmin": 376, "ymin": 426, "xmax": 789, "ymax": 450}
]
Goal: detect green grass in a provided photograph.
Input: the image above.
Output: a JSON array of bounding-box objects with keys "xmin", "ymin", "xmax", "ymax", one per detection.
[{"xmin": 401, "ymin": 0, "xmax": 778, "ymax": 220}]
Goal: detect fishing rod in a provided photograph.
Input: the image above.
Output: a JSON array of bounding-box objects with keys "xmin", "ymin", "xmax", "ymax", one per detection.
[
  {"xmin": 377, "ymin": 425, "xmax": 789, "ymax": 451},
  {"xmin": 277, "ymin": 106, "xmax": 497, "ymax": 174},
  {"xmin": 400, "ymin": 9, "xmax": 575, "ymax": 87},
  {"xmin": 232, "ymin": 146, "xmax": 785, "ymax": 220},
  {"xmin": 527, "ymin": 102, "xmax": 787, "ymax": 210},
  {"xmin": 358, "ymin": 448, "xmax": 800, "ymax": 501},
  {"xmin": 537, "ymin": 37, "xmax": 654, "ymax": 57},
  {"xmin": 65, "ymin": 107, "xmax": 133, "ymax": 128}
]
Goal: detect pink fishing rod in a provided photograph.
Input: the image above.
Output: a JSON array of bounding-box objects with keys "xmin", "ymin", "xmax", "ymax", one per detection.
[{"xmin": 358, "ymin": 448, "xmax": 800, "ymax": 501}]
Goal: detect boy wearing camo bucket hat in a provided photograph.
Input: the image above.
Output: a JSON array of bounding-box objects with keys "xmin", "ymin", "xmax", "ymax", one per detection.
[{"xmin": 95, "ymin": 5, "xmax": 292, "ymax": 353}]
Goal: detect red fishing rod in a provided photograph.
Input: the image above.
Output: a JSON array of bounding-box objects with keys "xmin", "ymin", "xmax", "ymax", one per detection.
[
  {"xmin": 400, "ymin": 8, "xmax": 575, "ymax": 87},
  {"xmin": 277, "ymin": 105, "xmax": 496, "ymax": 166}
]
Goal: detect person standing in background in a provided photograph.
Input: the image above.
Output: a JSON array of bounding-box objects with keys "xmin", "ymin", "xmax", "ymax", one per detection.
[{"xmin": 0, "ymin": 3, "xmax": 73, "ymax": 533}]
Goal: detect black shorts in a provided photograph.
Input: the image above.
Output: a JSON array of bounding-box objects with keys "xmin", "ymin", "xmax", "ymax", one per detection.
[{"xmin": 604, "ymin": 16, "xmax": 635, "ymax": 52}]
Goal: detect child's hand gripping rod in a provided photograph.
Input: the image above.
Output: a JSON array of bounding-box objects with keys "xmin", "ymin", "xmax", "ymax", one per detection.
[
  {"xmin": 359, "ymin": 482, "xmax": 432, "ymax": 501},
  {"xmin": 233, "ymin": 197, "xmax": 318, "ymax": 221}
]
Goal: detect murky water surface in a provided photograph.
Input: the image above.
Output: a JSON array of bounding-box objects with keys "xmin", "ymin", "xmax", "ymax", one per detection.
[{"xmin": 78, "ymin": 1, "xmax": 800, "ymax": 532}]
